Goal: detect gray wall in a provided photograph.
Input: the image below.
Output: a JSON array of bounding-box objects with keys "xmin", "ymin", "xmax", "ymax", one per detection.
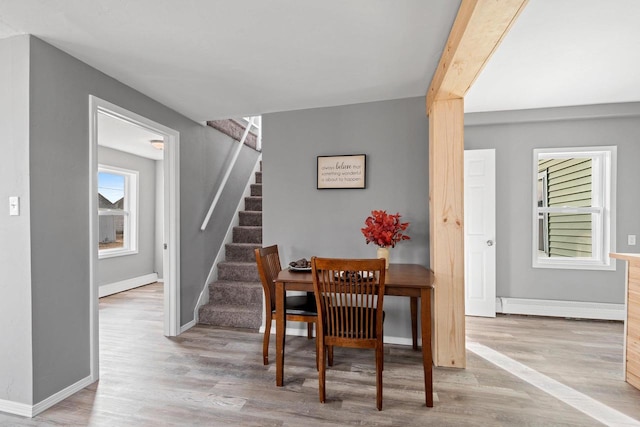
[
  {"xmin": 465, "ymin": 103, "xmax": 640, "ymax": 304},
  {"xmin": 0, "ymin": 36, "xmax": 33, "ymax": 405},
  {"xmin": 263, "ymin": 97, "xmax": 429, "ymax": 340},
  {"xmin": 97, "ymin": 146, "xmax": 157, "ymax": 287},
  {"xmin": 9, "ymin": 35, "xmax": 259, "ymax": 405}
]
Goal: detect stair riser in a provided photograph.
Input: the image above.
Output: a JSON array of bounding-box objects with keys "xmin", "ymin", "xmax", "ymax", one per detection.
[
  {"xmin": 250, "ymin": 184, "xmax": 262, "ymax": 197},
  {"xmin": 199, "ymin": 306, "xmax": 262, "ymax": 329},
  {"xmin": 218, "ymin": 263, "xmax": 260, "ymax": 282},
  {"xmin": 245, "ymin": 197, "xmax": 262, "ymax": 211},
  {"xmin": 238, "ymin": 211, "xmax": 262, "ymax": 226},
  {"xmin": 210, "ymin": 283, "xmax": 263, "ymax": 306},
  {"xmin": 255, "ymin": 171, "xmax": 262, "ymax": 184},
  {"xmin": 226, "ymin": 244, "xmax": 260, "ymax": 262},
  {"xmin": 233, "ymin": 227, "xmax": 262, "ymax": 244}
]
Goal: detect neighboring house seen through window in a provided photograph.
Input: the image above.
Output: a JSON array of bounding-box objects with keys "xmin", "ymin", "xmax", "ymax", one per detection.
[
  {"xmin": 98, "ymin": 165, "xmax": 138, "ymax": 258},
  {"xmin": 533, "ymin": 146, "xmax": 616, "ymax": 270}
]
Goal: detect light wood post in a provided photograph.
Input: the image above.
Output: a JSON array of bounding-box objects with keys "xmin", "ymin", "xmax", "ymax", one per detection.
[
  {"xmin": 425, "ymin": 0, "xmax": 528, "ymax": 368},
  {"xmin": 429, "ymin": 98, "xmax": 466, "ymax": 368}
]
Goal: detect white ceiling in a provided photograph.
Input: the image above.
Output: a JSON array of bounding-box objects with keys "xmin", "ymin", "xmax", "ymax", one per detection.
[
  {"xmin": 1, "ymin": 0, "xmax": 639, "ymax": 123},
  {"xmin": 98, "ymin": 112, "xmax": 164, "ymax": 160},
  {"xmin": 466, "ymin": 0, "xmax": 640, "ymax": 113}
]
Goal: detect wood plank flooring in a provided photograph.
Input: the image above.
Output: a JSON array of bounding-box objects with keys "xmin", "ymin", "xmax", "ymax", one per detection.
[{"xmin": 2, "ymin": 282, "xmax": 639, "ymax": 426}]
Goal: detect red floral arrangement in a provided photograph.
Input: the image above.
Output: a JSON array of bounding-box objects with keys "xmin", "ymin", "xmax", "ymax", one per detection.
[{"xmin": 361, "ymin": 210, "xmax": 410, "ymax": 248}]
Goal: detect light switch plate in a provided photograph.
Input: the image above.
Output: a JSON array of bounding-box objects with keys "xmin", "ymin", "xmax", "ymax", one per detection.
[
  {"xmin": 629, "ymin": 235, "xmax": 637, "ymax": 246},
  {"xmin": 9, "ymin": 196, "xmax": 19, "ymax": 216}
]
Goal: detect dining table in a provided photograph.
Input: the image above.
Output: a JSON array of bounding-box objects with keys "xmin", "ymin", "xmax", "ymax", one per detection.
[{"xmin": 274, "ymin": 263, "xmax": 435, "ymax": 407}]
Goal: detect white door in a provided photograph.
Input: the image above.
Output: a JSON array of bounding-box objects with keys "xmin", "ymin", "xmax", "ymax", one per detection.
[{"xmin": 464, "ymin": 149, "xmax": 496, "ymax": 317}]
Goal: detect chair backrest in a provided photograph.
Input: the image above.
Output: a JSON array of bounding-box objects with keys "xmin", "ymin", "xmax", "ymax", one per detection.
[
  {"xmin": 255, "ymin": 245, "xmax": 282, "ymax": 312},
  {"xmin": 311, "ymin": 257, "xmax": 386, "ymax": 341}
]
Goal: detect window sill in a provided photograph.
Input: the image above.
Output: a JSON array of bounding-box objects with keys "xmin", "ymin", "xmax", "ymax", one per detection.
[{"xmin": 532, "ymin": 259, "xmax": 616, "ymax": 271}]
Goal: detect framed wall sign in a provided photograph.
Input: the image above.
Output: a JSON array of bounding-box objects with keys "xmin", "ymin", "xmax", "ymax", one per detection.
[{"xmin": 317, "ymin": 154, "xmax": 366, "ymax": 189}]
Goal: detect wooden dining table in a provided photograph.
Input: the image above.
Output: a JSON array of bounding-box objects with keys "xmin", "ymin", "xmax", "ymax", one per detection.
[{"xmin": 274, "ymin": 263, "xmax": 435, "ymax": 407}]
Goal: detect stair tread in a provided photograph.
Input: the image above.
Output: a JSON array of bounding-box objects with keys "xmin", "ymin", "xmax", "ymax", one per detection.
[
  {"xmin": 226, "ymin": 242, "xmax": 261, "ymax": 247},
  {"xmin": 234, "ymin": 225, "xmax": 262, "ymax": 229},
  {"xmin": 210, "ymin": 280, "xmax": 262, "ymax": 287}
]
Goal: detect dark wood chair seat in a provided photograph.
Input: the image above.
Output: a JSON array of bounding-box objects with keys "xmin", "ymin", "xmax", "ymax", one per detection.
[{"xmin": 278, "ymin": 294, "xmax": 316, "ymax": 316}]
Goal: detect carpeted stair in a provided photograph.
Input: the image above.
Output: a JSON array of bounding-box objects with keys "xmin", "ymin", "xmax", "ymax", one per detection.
[{"xmin": 198, "ymin": 166, "xmax": 263, "ymax": 330}]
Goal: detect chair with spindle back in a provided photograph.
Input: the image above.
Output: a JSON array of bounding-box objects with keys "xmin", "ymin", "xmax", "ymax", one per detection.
[
  {"xmin": 311, "ymin": 257, "xmax": 386, "ymax": 410},
  {"xmin": 255, "ymin": 245, "xmax": 317, "ymax": 365}
]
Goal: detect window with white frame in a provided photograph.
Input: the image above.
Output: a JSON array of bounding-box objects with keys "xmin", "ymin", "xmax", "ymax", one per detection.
[
  {"xmin": 533, "ymin": 146, "xmax": 616, "ymax": 270},
  {"xmin": 98, "ymin": 165, "xmax": 138, "ymax": 258}
]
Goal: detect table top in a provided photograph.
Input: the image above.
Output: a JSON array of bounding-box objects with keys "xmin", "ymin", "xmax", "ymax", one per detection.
[{"xmin": 276, "ymin": 263, "xmax": 434, "ymax": 292}]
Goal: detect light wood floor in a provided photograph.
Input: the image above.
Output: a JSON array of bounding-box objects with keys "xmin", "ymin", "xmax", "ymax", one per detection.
[{"xmin": 2, "ymin": 283, "xmax": 640, "ymax": 426}]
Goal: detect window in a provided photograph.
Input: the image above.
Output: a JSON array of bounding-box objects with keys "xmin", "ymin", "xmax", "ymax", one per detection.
[
  {"xmin": 98, "ymin": 165, "xmax": 138, "ymax": 258},
  {"xmin": 532, "ymin": 146, "xmax": 616, "ymax": 270}
]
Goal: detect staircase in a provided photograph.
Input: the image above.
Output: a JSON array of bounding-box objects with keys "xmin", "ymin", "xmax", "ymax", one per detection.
[{"xmin": 198, "ymin": 165, "xmax": 263, "ymax": 330}]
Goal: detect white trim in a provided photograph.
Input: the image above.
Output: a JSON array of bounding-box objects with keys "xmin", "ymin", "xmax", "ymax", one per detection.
[
  {"xmin": 162, "ymin": 113, "xmax": 181, "ymax": 338},
  {"xmin": 89, "ymin": 95, "xmax": 99, "ymax": 383},
  {"xmin": 193, "ymin": 154, "xmax": 262, "ymax": 326},
  {"xmin": 0, "ymin": 375, "xmax": 93, "ymax": 418},
  {"xmin": 495, "ymin": 297, "xmax": 625, "ymax": 321},
  {"xmin": 0, "ymin": 398, "xmax": 32, "ymax": 418},
  {"xmin": 31, "ymin": 375, "xmax": 93, "ymax": 417},
  {"xmin": 98, "ymin": 273, "xmax": 158, "ymax": 298},
  {"xmin": 89, "ymin": 95, "xmax": 181, "ymax": 386},
  {"xmin": 180, "ymin": 318, "xmax": 197, "ymax": 334}
]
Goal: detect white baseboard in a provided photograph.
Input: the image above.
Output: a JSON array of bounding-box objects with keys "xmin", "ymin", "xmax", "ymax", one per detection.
[
  {"xmin": 0, "ymin": 375, "xmax": 93, "ymax": 418},
  {"xmin": 496, "ymin": 297, "xmax": 625, "ymax": 321},
  {"xmin": 98, "ymin": 273, "xmax": 158, "ymax": 298},
  {"xmin": 180, "ymin": 319, "xmax": 196, "ymax": 334},
  {"xmin": 0, "ymin": 398, "xmax": 32, "ymax": 418}
]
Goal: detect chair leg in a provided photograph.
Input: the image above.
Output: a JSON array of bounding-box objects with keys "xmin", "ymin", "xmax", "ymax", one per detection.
[
  {"xmin": 263, "ymin": 313, "xmax": 272, "ymax": 365},
  {"xmin": 376, "ymin": 346, "xmax": 383, "ymax": 411},
  {"xmin": 328, "ymin": 345, "xmax": 334, "ymax": 367},
  {"xmin": 318, "ymin": 338, "xmax": 326, "ymax": 403},
  {"xmin": 307, "ymin": 322, "xmax": 313, "ymax": 339},
  {"xmin": 315, "ymin": 325, "xmax": 320, "ymax": 371}
]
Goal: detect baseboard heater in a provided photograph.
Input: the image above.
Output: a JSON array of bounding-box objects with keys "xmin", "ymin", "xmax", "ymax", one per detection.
[{"xmin": 496, "ymin": 297, "xmax": 624, "ymax": 321}]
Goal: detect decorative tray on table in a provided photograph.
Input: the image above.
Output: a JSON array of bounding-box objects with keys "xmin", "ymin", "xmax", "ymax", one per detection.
[{"xmin": 289, "ymin": 258, "xmax": 311, "ymax": 272}]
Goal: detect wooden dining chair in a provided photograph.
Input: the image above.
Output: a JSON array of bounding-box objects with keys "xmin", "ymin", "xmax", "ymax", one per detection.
[
  {"xmin": 255, "ymin": 245, "xmax": 317, "ymax": 365},
  {"xmin": 311, "ymin": 257, "xmax": 387, "ymax": 410}
]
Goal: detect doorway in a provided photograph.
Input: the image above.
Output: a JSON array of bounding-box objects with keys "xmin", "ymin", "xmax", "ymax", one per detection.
[{"xmin": 89, "ymin": 96, "xmax": 180, "ymax": 382}]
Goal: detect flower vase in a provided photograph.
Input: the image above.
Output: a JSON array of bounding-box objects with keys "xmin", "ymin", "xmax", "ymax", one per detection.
[{"xmin": 377, "ymin": 247, "xmax": 390, "ymax": 269}]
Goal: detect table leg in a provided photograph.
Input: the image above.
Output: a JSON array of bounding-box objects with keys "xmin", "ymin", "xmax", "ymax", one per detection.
[
  {"xmin": 275, "ymin": 281, "xmax": 286, "ymax": 387},
  {"xmin": 410, "ymin": 296, "xmax": 418, "ymax": 350},
  {"xmin": 420, "ymin": 287, "xmax": 433, "ymax": 407}
]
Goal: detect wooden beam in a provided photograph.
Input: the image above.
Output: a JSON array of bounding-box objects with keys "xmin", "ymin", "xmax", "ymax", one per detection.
[
  {"xmin": 427, "ymin": 0, "xmax": 528, "ymax": 368},
  {"xmin": 427, "ymin": 0, "xmax": 529, "ymax": 113},
  {"xmin": 429, "ymin": 98, "xmax": 465, "ymax": 368}
]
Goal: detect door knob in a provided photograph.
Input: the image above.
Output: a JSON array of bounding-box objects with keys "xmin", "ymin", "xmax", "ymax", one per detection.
[{"xmin": 486, "ymin": 240, "xmax": 494, "ymax": 246}]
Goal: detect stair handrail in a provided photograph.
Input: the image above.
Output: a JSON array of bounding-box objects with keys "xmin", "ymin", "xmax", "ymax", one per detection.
[{"xmin": 201, "ymin": 116, "xmax": 258, "ymax": 231}]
